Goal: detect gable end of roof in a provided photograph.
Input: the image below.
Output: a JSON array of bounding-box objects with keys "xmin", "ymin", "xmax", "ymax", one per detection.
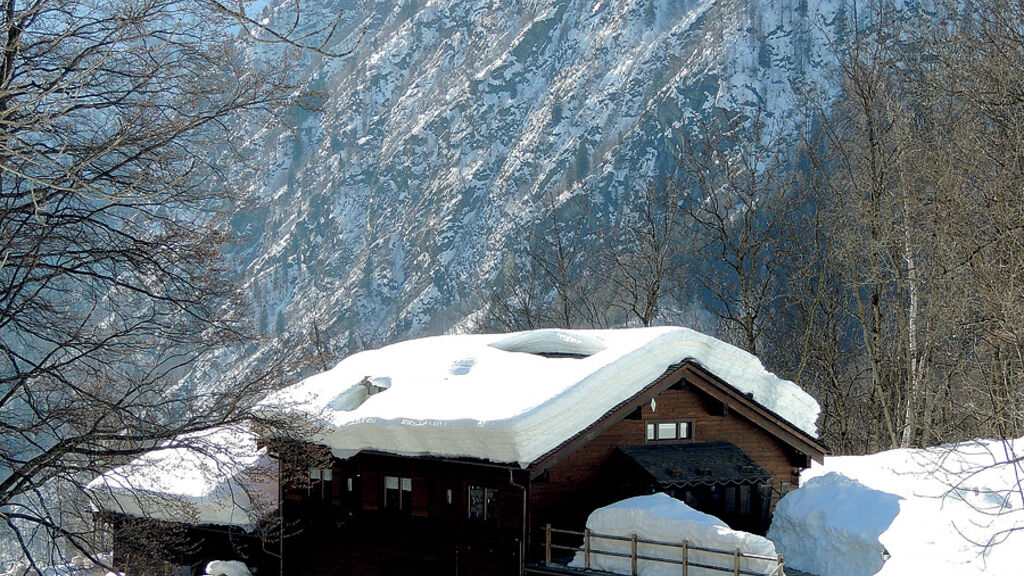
[{"xmin": 528, "ymin": 358, "xmax": 826, "ymax": 476}]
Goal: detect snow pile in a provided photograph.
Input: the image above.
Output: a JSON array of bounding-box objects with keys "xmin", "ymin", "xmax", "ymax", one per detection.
[
  {"xmin": 86, "ymin": 425, "xmax": 277, "ymax": 529},
  {"xmin": 569, "ymin": 493, "xmax": 779, "ymax": 576},
  {"xmin": 260, "ymin": 327, "xmax": 819, "ymax": 467},
  {"xmin": 204, "ymin": 560, "xmax": 251, "ymax": 576},
  {"xmin": 766, "ymin": 473, "xmax": 899, "ymax": 576},
  {"xmin": 767, "ymin": 438, "xmax": 1024, "ymax": 576}
]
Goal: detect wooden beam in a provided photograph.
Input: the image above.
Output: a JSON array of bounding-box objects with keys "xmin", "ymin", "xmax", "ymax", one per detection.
[{"xmin": 680, "ymin": 364, "xmax": 827, "ymax": 462}]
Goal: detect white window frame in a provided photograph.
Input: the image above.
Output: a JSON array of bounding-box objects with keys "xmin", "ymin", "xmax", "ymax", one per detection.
[
  {"xmin": 307, "ymin": 466, "xmax": 333, "ymax": 499},
  {"xmin": 645, "ymin": 419, "xmax": 694, "ymax": 442},
  {"xmin": 384, "ymin": 475, "xmax": 413, "ymax": 510}
]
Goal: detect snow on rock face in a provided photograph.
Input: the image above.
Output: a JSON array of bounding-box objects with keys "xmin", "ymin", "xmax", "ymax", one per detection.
[
  {"xmin": 204, "ymin": 561, "xmax": 251, "ymax": 576},
  {"xmin": 227, "ymin": 0, "xmax": 847, "ymax": 368},
  {"xmin": 86, "ymin": 425, "xmax": 277, "ymax": 529},
  {"xmin": 570, "ymin": 493, "xmax": 778, "ymax": 576},
  {"xmin": 767, "ymin": 438, "xmax": 1024, "ymax": 576},
  {"xmin": 260, "ymin": 327, "xmax": 819, "ymax": 467}
]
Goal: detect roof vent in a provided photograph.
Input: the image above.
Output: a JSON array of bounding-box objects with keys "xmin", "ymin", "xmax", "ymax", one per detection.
[
  {"xmin": 489, "ymin": 330, "xmax": 606, "ymax": 358},
  {"xmin": 450, "ymin": 358, "xmax": 475, "ymax": 375},
  {"xmin": 360, "ymin": 376, "xmax": 391, "ymax": 397},
  {"xmin": 327, "ymin": 376, "xmax": 390, "ymax": 412}
]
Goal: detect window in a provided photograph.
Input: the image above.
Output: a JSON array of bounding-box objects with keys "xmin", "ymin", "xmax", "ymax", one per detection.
[
  {"xmin": 645, "ymin": 420, "xmax": 693, "ymax": 442},
  {"xmin": 468, "ymin": 485, "xmax": 498, "ymax": 522},
  {"xmin": 309, "ymin": 466, "xmax": 333, "ymax": 481},
  {"xmin": 384, "ymin": 475, "xmax": 412, "ymax": 511},
  {"xmin": 308, "ymin": 466, "xmax": 333, "ymax": 499}
]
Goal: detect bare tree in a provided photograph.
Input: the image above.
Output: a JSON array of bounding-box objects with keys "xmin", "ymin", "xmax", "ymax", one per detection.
[
  {"xmin": 482, "ymin": 193, "xmax": 607, "ymax": 331},
  {"xmin": 677, "ymin": 108, "xmax": 803, "ymax": 357},
  {"xmin": 797, "ymin": 0, "xmax": 1024, "ymax": 456},
  {"xmin": 0, "ymin": 0, "xmax": 358, "ymax": 571},
  {"xmin": 921, "ymin": 0, "xmax": 1024, "ymax": 444},
  {"xmin": 600, "ymin": 182, "xmax": 682, "ymax": 327}
]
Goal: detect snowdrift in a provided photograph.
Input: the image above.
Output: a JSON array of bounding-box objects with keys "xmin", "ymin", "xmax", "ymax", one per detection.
[
  {"xmin": 569, "ymin": 493, "xmax": 779, "ymax": 576},
  {"xmin": 767, "ymin": 473, "xmax": 899, "ymax": 576},
  {"xmin": 767, "ymin": 438, "xmax": 1024, "ymax": 576}
]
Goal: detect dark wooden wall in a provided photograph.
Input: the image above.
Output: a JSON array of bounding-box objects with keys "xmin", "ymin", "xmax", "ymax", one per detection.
[
  {"xmin": 528, "ymin": 379, "xmax": 805, "ymax": 551},
  {"xmin": 282, "ymin": 452, "xmax": 527, "ymax": 576},
  {"xmin": 106, "ymin": 513, "xmax": 274, "ymax": 576}
]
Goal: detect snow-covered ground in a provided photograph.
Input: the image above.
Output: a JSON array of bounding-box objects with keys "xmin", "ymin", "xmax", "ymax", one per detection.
[
  {"xmin": 768, "ymin": 438, "xmax": 1024, "ymax": 576},
  {"xmin": 0, "ymin": 554, "xmax": 118, "ymax": 576},
  {"xmin": 0, "ymin": 557, "xmax": 250, "ymax": 576},
  {"xmin": 259, "ymin": 327, "xmax": 819, "ymax": 467},
  {"xmin": 569, "ymin": 493, "xmax": 779, "ymax": 576}
]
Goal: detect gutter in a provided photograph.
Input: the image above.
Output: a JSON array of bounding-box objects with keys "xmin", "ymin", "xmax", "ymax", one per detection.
[{"xmin": 509, "ymin": 468, "xmax": 528, "ymax": 576}]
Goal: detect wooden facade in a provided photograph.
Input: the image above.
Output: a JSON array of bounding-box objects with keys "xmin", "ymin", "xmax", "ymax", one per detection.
[
  {"xmin": 279, "ymin": 452, "xmax": 528, "ymax": 576},
  {"xmin": 112, "ymin": 360, "xmax": 825, "ymax": 575},
  {"xmin": 267, "ymin": 360, "xmax": 825, "ymax": 576}
]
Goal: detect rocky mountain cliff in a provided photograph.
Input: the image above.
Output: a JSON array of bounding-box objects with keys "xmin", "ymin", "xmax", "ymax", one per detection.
[{"xmin": 231, "ymin": 0, "xmax": 846, "ymax": 359}]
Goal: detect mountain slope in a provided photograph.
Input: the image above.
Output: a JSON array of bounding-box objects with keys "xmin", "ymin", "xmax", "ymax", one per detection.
[{"xmin": 232, "ymin": 0, "xmax": 845, "ymax": 356}]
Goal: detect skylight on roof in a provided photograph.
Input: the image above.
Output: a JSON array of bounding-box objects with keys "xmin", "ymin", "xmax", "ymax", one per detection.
[{"xmin": 488, "ymin": 329, "xmax": 607, "ymax": 358}]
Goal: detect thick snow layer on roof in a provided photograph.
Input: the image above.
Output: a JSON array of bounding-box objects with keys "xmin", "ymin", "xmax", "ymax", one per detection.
[
  {"xmin": 86, "ymin": 425, "xmax": 276, "ymax": 529},
  {"xmin": 767, "ymin": 437, "xmax": 1024, "ymax": 576},
  {"xmin": 260, "ymin": 327, "xmax": 819, "ymax": 467},
  {"xmin": 569, "ymin": 493, "xmax": 778, "ymax": 576}
]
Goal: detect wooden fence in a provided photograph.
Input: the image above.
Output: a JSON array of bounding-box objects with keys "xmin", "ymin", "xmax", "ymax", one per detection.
[{"xmin": 541, "ymin": 524, "xmax": 785, "ymax": 576}]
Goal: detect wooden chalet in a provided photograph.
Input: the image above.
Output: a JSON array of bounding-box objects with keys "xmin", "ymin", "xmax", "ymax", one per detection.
[{"xmin": 96, "ymin": 328, "xmax": 826, "ymax": 576}]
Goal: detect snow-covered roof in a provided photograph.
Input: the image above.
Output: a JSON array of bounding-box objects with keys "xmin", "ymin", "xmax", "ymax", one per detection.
[
  {"xmin": 86, "ymin": 425, "xmax": 276, "ymax": 529},
  {"xmin": 260, "ymin": 327, "xmax": 820, "ymax": 467},
  {"xmin": 767, "ymin": 438, "xmax": 1024, "ymax": 576}
]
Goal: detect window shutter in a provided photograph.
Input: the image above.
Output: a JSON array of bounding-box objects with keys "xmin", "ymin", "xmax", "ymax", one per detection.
[
  {"xmin": 362, "ymin": 470, "xmax": 380, "ymax": 511},
  {"xmin": 412, "ymin": 476, "xmax": 429, "ymax": 517}
]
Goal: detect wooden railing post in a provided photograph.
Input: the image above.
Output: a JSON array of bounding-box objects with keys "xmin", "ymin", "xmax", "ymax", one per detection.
[
  {"xmin": 682, "ymin": 539, "xmax": 689, "ymax": 576},
  {"xmin": 631, "ymin": 533, "xmax": 638, "ymax": 576},
  {"xmin": 584, "ymin": 528, "xmax": 591, "ymax": 570},
  {"xmin": 544, "ymin": 524, "xmax": 551, "ymax": 566},
  {"xmin": 539, "ymin": 525, "xmax": 785, "ymax": 576}
]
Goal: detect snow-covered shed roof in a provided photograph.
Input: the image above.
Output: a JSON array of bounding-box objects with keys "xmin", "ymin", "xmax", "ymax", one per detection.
[
  {"xmin": 86, "ymin": 425, "xmax": 276, "ymax": 529},
  {"xmin": 260, "ymin": 327, "xmax": 820, "ymax": 468}
]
